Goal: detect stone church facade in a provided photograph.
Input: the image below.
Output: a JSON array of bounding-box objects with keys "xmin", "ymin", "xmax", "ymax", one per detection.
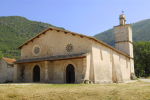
[{"xmin": 14, "ymin": 14, "xmax": 134, "ymax": 84}]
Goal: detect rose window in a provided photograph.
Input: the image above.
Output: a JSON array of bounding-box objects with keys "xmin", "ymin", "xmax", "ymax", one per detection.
[
  {"xmin": 34, "ymin": 46, "xmax": 40, "ymax": 54},
  {"xmin": 66, "ymin": 44, "xmax": 74, "ymax": 52},
  {"xmin": 32, "ymin": 45, "xmax": 41, "ymax": 56}
]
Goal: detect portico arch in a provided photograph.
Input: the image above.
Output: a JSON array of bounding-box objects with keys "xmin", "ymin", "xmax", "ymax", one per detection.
[
  {"xmin": 33, "ymin": 65, "xmax": 40, "ymax": 82},
  {"xmin": 63, "ymin": 60, "xmax": 77, "ymax": 83},
  {"xmin": 31, "ymin": 63, "xmax": 42, "ymax": 82},
  {"xmin": 66, "ymin": 64, "xmax": 75, "ymax": 83}
]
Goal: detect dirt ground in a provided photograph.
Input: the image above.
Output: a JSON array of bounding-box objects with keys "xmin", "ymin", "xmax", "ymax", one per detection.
[{"xmin": 0, "ymin": 80, "xmax": 150, "ymax": 100}]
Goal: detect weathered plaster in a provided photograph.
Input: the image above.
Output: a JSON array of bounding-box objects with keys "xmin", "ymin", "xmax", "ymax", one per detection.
[{"xmin": 0, "ymin": 59, "xmax": 14, "ymax": 83}]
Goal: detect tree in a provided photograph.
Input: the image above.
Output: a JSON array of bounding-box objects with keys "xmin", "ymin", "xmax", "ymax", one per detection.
[
  {"xmin": 0, "ymin": 51, "xmax": 3, "ymax": 58},
  {"xmin": 133, "ymin": 41, "xmax": 150, "ymax": 78}
]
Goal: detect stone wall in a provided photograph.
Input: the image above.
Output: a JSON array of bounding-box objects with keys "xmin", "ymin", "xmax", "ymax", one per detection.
[
  {"xmin": 0, "ymin": 59, "xmax": 14, "ymax": 83},
  {"xmin": 17, "ymin": 62, "xmax": 45, "ymax": 83},
  {"xmin": 16, "ymin": 58, "xmax": 84, "ymax": 83},
  {"xmin": 114, "ymin": 25, "xmax": 133, "ymax": 58}
]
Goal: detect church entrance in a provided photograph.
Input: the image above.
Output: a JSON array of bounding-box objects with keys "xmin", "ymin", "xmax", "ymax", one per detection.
[
  {"xmin": 66, "ymin": 64, "xmax": 75, "ymax": 83},
  {"xmin": 33, "ymin": 65, "xmax": 40, "ymax": 82}
]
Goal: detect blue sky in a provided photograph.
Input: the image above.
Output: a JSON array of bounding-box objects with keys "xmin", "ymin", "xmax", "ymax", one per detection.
[{"xmin": 0, "ymin": 0, "xmax": 150, "ymax": 36}]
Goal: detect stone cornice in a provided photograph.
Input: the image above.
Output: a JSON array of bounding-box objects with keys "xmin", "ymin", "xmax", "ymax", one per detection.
[
  {"xmin": 114, "ymin": 24, "xmax": 132, "ymax": 29},
  {"xmin": 115, "ymin": 40, "xmax": 133, "ymax": 44}
]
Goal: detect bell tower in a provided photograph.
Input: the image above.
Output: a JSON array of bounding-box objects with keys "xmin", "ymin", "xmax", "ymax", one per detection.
[{"xmin": 114, "ymin": 14, "xmax": 133, "ymax": 58}]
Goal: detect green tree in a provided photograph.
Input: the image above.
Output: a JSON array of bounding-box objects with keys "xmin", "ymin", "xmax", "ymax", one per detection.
[
  {"xmin": 133, "ymin": 41, "xmax": 150, "ymax": 78},
  {"xmin": 0, "ymin": 51, "xmax": 3, "ymax": 58}
]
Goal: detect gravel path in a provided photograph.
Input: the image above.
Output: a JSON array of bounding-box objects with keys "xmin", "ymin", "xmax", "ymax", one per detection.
[
  {"xmin": 124, "ymin": 80, "xmax": 138, "ymax": 83},
  {"xmin": 138, "ymin": 78, "xmax": 150, "ymax": 83}
]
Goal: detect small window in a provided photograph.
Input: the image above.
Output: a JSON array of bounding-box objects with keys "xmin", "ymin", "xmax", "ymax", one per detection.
[{"xmin": 8, "ymin": 64, "xmax": 14, "ymax": 68}]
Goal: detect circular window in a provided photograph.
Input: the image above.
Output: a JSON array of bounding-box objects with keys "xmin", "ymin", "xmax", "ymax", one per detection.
[
  {"xmin": 32, "ymin": 45, "xmax": 41, "ymax": 56},
  {"xmin": 65, "ymin": 42, "xmax": 75, "ymax": 54},
  {"xmin": 34, "ymin": 46, "xmax": 40, "ymax": 54},
  {"xmin": 66, "ymin": 44, "xmax": 74, "ymax": 52}
]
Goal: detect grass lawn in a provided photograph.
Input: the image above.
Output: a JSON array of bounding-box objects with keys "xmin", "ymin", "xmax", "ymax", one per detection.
[{"xmin": 0, "ymin": 80, "xmax": 150, "ymax": 100}]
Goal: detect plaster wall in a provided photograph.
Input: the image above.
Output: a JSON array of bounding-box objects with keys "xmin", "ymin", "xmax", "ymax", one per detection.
[
  {"xmin": 91, "ymin": 40, "xmax": 131, "ymax": 83},
  {"xmin": 130, "ymin": 59, "xmax": 134, "ymax": 73},
  {"xmin": 84, "ymin": 54, "xmax": 91, "ymax": 80},
  {"xmin": 91, "ymin": 41, "xmax": 112, "ymax": 83},
  {"xmin": 21, "ymin": 30, "xmax": 91, "ymax": 59},
  {"xmin": 7, "ymin": 66, "xmax": 14, "ymax": 82},
  {"xmin": 119, "ymin": 55, "xmax": 130, "ymax": 81},
  {"xmin": 112, "ymin": 52, "xmax": 123, "ymax": 82},
  {"xmin": 0, "ymin": 59, "xmax": 14, "ymax": 83},
  {"xmin": 89, "ymin": 54, "xmax": 94, "ymax": 81}
]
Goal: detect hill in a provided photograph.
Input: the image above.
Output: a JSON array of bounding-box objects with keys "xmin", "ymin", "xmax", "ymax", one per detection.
[
  {"xmin": 1, "ymin": 16, "xmax": 150, "ymax": 60},
  {"xmin": 94, "ymin": 19, "xmax": 150, "ymax": 47},
  {"xmin": 0, "ymin": 16, "xmax": 65, "ymax": 60}
]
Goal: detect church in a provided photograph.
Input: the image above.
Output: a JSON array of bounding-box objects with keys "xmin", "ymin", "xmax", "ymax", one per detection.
[{"xmin": 13, "ymin": 14, "xmax": 135, "ymax": 84}]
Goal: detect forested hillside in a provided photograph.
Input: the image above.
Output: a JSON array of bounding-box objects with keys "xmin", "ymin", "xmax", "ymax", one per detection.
[
  {"xmin": 94, "ymin": 19, "xmax": 150, "ymax": 47},
  {"xmin": 0, "ymin": 16, "xmax": 65, "ymax": 60},
  {"xmin": 1, "ymin": 16, "xmax": 150, "ymax": 60}
]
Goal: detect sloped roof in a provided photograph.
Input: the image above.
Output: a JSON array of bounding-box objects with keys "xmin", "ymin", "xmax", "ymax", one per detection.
[
  {"xmin": 14, "ymin": 53, "xmax": 88, "ymax": 64},
  {"xmin": 2, "ymin": 58, "xmax": 16, "ymax": 64},
  {"xmin": 17, "ymin": 26, "xmax": 133, "ymax": 59}
]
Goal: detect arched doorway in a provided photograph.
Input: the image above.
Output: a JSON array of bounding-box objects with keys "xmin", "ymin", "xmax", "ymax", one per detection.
[
  {"xmin": 33, "ymin": 65, "xmax": 40, "ymax": 82},
  {"xmin": 66, "ymin": 64, "xmax": 75, "ymax": 83}
]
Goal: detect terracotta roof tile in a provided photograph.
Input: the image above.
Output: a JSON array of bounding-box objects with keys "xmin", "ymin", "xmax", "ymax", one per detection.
[
  {"xmin": 2, "ymin": 58, "xmax": 16, "ymax": 64},
  {"xmin": 14, "ymin": 53, "xmax": 89, "ymax": 64}
]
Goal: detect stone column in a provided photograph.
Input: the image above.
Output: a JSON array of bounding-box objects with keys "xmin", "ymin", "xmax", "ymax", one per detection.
[
  {"xmin": 44, "ymin": 61, "xmax": 49, "ymax": 83},
  {"xmin": 75, "ymin": 68, "xmax": 77, "ymax": 83},
  {"xmin": 82, "ymin": 57, "xmax": 87, "ymax": 79},
  {"xmin": 13, "ymin": 64, "xmax": 18, "ymax": 82},
  {"xmin": 82, "ymin": 55, "xmax": 91, "ymax": 84}
]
